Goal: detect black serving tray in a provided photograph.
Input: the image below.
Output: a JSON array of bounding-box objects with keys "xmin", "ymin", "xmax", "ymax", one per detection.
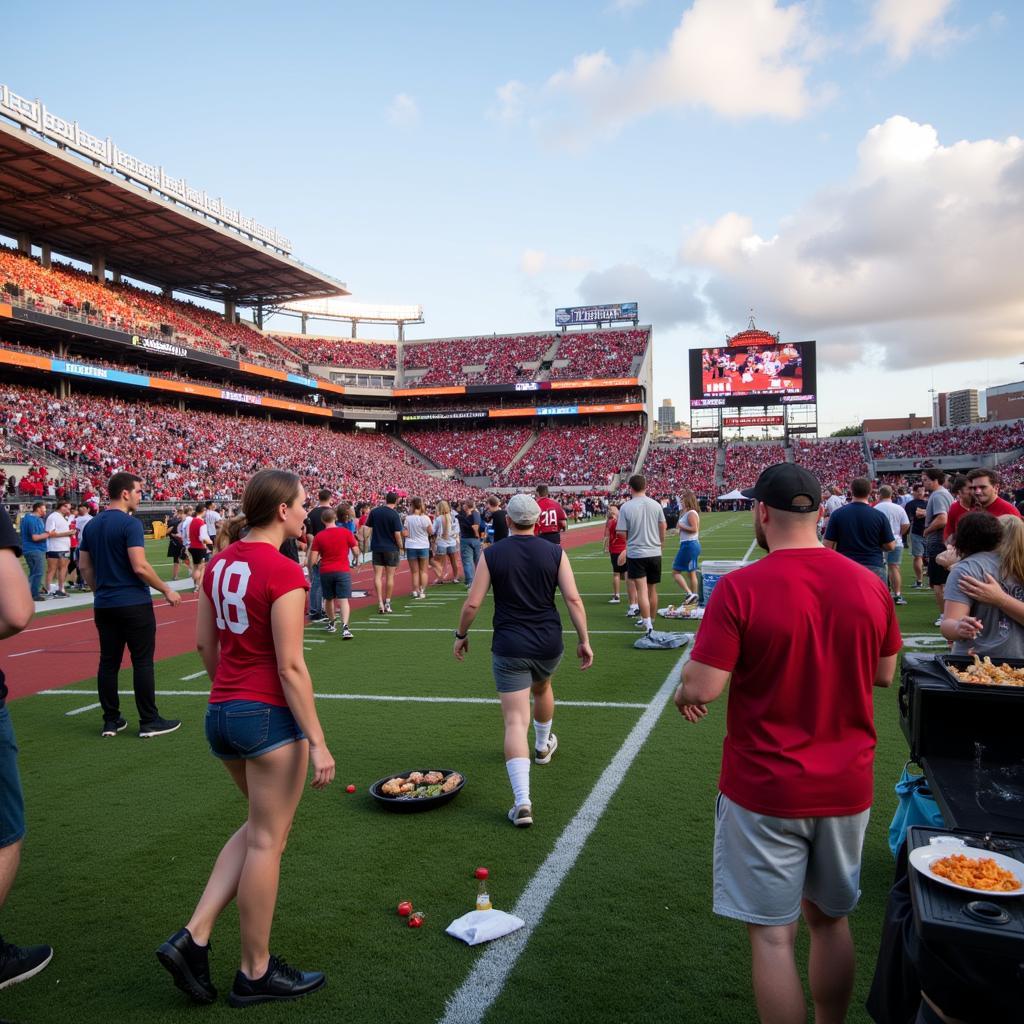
[
  {"xmin": 938, "ymin": 654, "xmax": 1024, "ymax": 693},
  {"xmin": 369, "ymin": 768, "xmax": 466, "ymax": 813}
]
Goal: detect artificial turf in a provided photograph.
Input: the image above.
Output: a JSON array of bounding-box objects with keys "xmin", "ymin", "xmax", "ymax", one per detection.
[{"xmin": 1, "ymin": 513, "xmax": 941, "ymax": 1022}]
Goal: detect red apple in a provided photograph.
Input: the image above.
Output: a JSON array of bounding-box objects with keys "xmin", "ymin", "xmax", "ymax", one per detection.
[{"xmin": 397, "ymin": 901, "xmax": 413, "ymax": 917}]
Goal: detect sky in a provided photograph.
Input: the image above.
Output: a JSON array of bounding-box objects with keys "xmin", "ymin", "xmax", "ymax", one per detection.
[{"xmin": 4, "ymin": 0, "xmax": 1023, "ymax": 432}]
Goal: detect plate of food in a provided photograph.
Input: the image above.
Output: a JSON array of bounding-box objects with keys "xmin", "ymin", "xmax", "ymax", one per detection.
[
  {"xmin": 940, "ymin": 654, "xmax": 1024, "ymax": 690},
  {"xmin": 369, "ymin": 768, "xmax": 465, "ymax": 813},
  {"xmin": 909, "ymin": 839, "xmax": 1024, "ymax": 897}
]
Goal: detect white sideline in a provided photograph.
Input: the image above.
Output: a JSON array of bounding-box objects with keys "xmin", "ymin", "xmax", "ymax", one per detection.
[
  {"xmin": 36, "ymin": 689, "xmax": 649, "ymax": 709},
  {"xmin": 438, "ymin": 649, "xmax": 691, "ymax": 1024},
  {"xmin": 64, "ymin": 702, "xmax": 100, "ymax": 717}
]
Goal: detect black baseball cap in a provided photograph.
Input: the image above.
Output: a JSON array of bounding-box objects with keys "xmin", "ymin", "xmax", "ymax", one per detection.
[{"xmin": 741, "ymin": 463, "xmax": 821, "ymax": 513}]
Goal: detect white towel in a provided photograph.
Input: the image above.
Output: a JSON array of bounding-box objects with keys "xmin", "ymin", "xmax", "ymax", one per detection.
[{"xmin": 445, "ymin": 909, "xmax": 525, "ymax": 946}]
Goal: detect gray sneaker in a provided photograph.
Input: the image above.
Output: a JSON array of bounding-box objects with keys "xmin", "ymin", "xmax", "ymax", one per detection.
[
  {"xmin": 535, "ymin": 734, "xmax": 558, "ymax": 765},
  {"xmin": 508, "ymin": 803, "xmax": 533, "ymax": 828},
  {"xmin": 341, "ymin": 625, "xmax": 354, "ymax": 640}
]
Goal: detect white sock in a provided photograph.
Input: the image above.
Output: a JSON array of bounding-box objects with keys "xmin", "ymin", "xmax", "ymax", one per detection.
[
  {"xmin": 48, "ymin": 583, "xmax": 57, "ymax": 593},
  {"xmin": 642, "ymin": 617, "xmax": 653, "ymax": 631},
  {"xmin": 505, "ymin": 757, "xmax": 530, "ymax": 807},
  {"xmin": 534, "ymin": 719, "xmax": 552, "ymax": 751}
]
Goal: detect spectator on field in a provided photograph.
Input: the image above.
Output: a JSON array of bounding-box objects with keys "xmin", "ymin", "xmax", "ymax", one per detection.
[
  {"xmin": 942, "ymin": 476, "xmax": 972, "ymax": 543},
  {"xmin": 616, "ymin": 473, "xmax": 667, "ymax": 635},
  {"xmin": 873, "ymin": 485, "xmax": 911, "ymax": 604},
  {"xmin": 431, "ymin": 500, "xmax": 459, "ymax": 583},
  {"xmin": 945, "ymin": 468, "xmax": 1022, "ymax": 543},
  {"xmin": 78, "ymin": 472, "xmax": 183, "ymax": 739},
  {"xmin": 824, "ymin": 477, "xmax": 896, "ymax": 583},
  {"xmin": 402, "ymin": 497, "xmax": 433, "ymax": 600},
  {"xmin": 303, "ymin": 489, "xmax": 334, "ymax": 622},
  {"xmin": 18, "ymin": 501, "xmax": 48, "ymax": 600},
  {"xmin": 309, "ymin": 507, "xmax": 358, "ymax": 639},
  {"xmin": 366, "ymin": 492, "xmax": 404, "ymax": 614},
  {"xmin": 905, "ymin": 483, "xmax": 929, "ymax": 589},
  {"xmin": 675, "ymin": 462, "xmax": 901, "ymax": 1024},
  {"xmin": 602, "ymin": 503, "xmax": 633, "ymax": 606},
  {"xmin": 534, "ymin": 484, "xmax": 567, "ymax": 544},
  {"xmin": 923, "ymin": 468, "xmax": 954, "ymax": 627},
  {"xmin": 43, "ymin": 499, "xmax": 74, "ymax": 598},
  {"xmin": 671, "ymin": 490, "xmax": 702, "ymax": 605},
  {"xmin": 0, "ymin": 504, "xmax": 53, "ymax": 991},
  {"xmin": 456, "ymin": 499, "xmax": 483, "ymax": 587},
  {"xmin": 166, "ymin": 507, "xmax": 186, "ymax": 581},
  {"xmin": 487, "ymin": 496, "xmax": 509, "ymax": 544}
]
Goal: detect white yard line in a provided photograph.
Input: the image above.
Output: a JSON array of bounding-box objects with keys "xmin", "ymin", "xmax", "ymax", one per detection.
[
  {"xmin": 64, "ymin": 701, "xmax": 100, "ymax": 716},
  {"xmin": 37, "ymin": 689, "xmax": 647, "ymax": 709},
  {"xmin": 7, "ymin": 649, "xmax": 44, "ymax": 658},
  {"xmin": 438, "ymin": 649, "xmax": 691, "ymax": 1024},
  {"xmin": 742, "ymin": 538, "xmax": 758, "ymax": 563},
  {"xmin": 180, "ymin": 670, "xmax": 207, "ymax": 681}
]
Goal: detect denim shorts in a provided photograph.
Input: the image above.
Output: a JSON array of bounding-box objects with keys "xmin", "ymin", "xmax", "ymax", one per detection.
[
  {"xmin": 492, "ymin": 654, "xmax": 563, "ymax": 693},
  {"xmin": 320, "ymin": 571, "xmax": 352, "ymax": 600},
  {"xmin": 406, "ymin": 547, "xmax": 430, "ymax": 561},
  {"xmin": 909, "ymin": 533, "xmax": 926, "ymax": 557},
  {"xmin": 0, "ymin": 706, "xmax": 26, "ymax": 847},
  {"xmin": 672, "ymin": 541, "xmax": 701, "ymax": 573},
  {"xmin": 886, "ymin": 547, "xmax": 903, "ymax": 566},
  {"xmin": 205, "ymin": 700, "xmax": 305, "ymax": 761}
]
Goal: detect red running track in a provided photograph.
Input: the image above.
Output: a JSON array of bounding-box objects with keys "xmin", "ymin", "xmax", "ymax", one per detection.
[{"xmin": 2, "ymin": 524, "xmax": 606, "ymax": 700}]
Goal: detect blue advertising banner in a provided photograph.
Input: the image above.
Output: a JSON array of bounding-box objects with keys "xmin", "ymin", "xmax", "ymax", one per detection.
[
  {"xmin": 287, "ymin": 372, "xmax": 317, "ymax": 388},
  {"xmin": 51, "ymin": 359, "xmax": 150, "ymax": 389},
  {"xmin": 537, "ymin": 405, "xmax": 578, "ymax": 416},
  {"xmin": 555, "ymin": 302, "xmax": 638, "ymax": 327}
]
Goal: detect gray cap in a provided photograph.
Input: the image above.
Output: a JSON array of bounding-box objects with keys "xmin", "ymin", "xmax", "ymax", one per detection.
[{"xmin": 507, "ymin": 493, "xmax": 541, "ymax": 526}]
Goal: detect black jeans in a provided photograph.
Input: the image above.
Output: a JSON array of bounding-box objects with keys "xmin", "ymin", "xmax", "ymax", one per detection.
[{"xmin": 94, "ymin": 603, "xmax": 159, "ymax": 725}]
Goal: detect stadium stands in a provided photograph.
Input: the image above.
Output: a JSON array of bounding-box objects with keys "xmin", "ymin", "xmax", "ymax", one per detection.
[
  {"xmin": 869, "ymin": 422, "xmax": 1024, "ymax": 458},
  {"xmin": 548, "ymin": 329, "xmax": 647, "ymax": 381},
  {"xmin": 792, "ymin": 439, "xmax": 868, "ymax": 486},
  {"xmin": 492, "ymin": 424, "xmax": 643, "ymax": 488},
  {"xmin": 401, "ymin": 426, "xmax": 532, "ymax": 477},
  {"xmin": 269, "ymin": 335, "xmax": 398, "ymax": 370},
  {"xmin": 641, "ymin": 444, "xmax": 718, "ymax": 499},
  {"xmin": 723, "ymin": 444, "xmax": 786, "ymax": 490}
]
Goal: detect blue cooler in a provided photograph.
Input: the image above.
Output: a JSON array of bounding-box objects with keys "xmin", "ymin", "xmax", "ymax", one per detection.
[{"xmin": 699, "ymin": 560, "xmax": 746, "ymax": 607}]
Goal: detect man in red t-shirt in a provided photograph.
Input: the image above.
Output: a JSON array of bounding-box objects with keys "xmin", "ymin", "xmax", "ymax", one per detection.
[
  {"xmin": 309, "ymin": 508, "xmax": 359, "ymax": 638},
  {"xmin": 944, "ymin": 467, "xmax": 1021, "ymax": 542},
  {"xmin": 533, "ymin": 485, "xmax": 566, "ymax": 544},
  {"xmin": 675, "ymin": 463, "xmax": 902, "ymax": 1024}
]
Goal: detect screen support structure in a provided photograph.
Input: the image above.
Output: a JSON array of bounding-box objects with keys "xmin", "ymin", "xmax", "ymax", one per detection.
[{"xmin": 689, "ymin": 401, "xmax": 819, "ymax": 443}]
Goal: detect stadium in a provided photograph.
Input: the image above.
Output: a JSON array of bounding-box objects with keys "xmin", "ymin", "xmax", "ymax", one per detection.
[{"xmin": 2, "ymin": 71, "xmax": 1024, "ymax": 1024}]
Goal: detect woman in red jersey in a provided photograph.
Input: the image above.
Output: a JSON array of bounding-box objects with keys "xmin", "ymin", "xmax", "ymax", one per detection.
[{"xmin": 158, "ymin": 469, "xmax": 335, "ymax": 1009}]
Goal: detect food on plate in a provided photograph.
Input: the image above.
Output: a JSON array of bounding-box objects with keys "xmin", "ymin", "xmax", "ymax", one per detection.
[
  {"xmin": 930, "ymin": 853, "xmax": 1021, "ymax": 891},
  {"xmin": 378, "ymin": 770, "xmax": 463, "ymax": 799},
  {"xmin": 949, "ymin": 654, "xmax": 1024, "ymax": 687}
]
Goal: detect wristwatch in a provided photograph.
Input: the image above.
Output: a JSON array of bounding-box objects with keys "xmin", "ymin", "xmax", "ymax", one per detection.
[{"xmin": 454, "ymin": 630, "xmax": 468, "ymax": 640}]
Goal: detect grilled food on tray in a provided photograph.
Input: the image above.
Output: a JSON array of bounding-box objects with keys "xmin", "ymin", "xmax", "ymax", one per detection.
[
  {"xmin": 930, "ymin": 853, "xmax": 1022, "ymax": 891},
  {"xmin": 948, "ymin": 654, "xmax": 1024, "ymax": 687},
  {"xmin": 380, "ymin": 771, "xmax": 462, "ymax": 798}
]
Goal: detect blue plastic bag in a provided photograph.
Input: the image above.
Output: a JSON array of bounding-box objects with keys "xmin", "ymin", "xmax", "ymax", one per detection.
[{"xmin": 888, "ymin": 762, "xmax": 944, "ymax": 858}]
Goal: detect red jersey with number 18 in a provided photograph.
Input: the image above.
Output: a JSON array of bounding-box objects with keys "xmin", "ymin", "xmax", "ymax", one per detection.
[
  {"xmin": 534, "ymin": 497, "xmax": 566, "ymax": 536},
  {"xmin": 204, "ymin": 539, "xmax": 309, "ymax": 707}
]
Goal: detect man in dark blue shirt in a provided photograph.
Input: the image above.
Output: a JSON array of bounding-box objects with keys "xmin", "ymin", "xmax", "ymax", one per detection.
[
  {"xmin": 904, "ymin": 482, "xmax": 929, "ymax": 588},
  {"xmin": 18, "ymin": 502, "xmax": 48, "ymax": 600},
  {"xmin": 823, "ymin": 477, "xmax": 896, "ymax": 583},
  {"xmin": 79, "ymin": 472, "xmax": 182, "ymax": 739},
  {"xmin": 366, "ymin": 492, "xmax": 403, "ymax": 614},
  {"xmin": 453, "ymin": 493, "xmax": 593, "ymax": 828}
]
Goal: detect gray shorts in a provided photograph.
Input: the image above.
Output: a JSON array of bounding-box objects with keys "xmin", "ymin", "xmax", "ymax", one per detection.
[
  {"xmin": 910, "ymin": 533, "xmax": 925, "ymax": 557},
  {"xmin": 492, "ymin": 654, "xmax": 562, "ymax": 693},
  {"xmin": 713, "ymin": 793, "xmax": 870, "ymax": 925}
]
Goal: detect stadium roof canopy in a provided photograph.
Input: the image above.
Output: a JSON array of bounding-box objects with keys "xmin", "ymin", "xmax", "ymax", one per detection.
[{"xmin": 0, "ymin": 120, "xmax": 349, "ymax": 306}]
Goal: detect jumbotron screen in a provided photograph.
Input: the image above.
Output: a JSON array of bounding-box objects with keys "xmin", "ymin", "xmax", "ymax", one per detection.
[{"xmin": 688, "ymin": 341, "xmax": 816, "ymax": 408}]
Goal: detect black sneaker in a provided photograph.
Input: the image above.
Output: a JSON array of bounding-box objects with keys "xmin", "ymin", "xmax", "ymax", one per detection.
[
  {"xmin": 228, "ymin": 955, "xmax": 326, "ymax": 1008},
  {"xmin": 0, "ymin": 937, "xmax": 53, "ymax": 990},
  {"xmin": 139, "ymin": 718, "xmax": 182, "ymax": 739},
  {"xmin": 156, "ymin": 928, "xmax": 216, "ymax": 1005},
  {"xmin": 101, "ymin": 717, "xmax": 128, "ymax": 738}
]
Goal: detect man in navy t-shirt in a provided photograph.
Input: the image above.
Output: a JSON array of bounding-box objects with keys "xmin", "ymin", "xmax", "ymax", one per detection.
[
  {"xmin": 366, "ymin": 492, "xmax": 404, "ymax": 614},
  {"xmin": 823, "ymin": 477, "xmax": 896, "ymax": 583},
  {"xmin": 79, "ymin": 472, "xmax": 182, "ymax": 739}
]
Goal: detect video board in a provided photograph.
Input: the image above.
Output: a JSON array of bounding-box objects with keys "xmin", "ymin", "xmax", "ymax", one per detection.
[{"xmin": 689, "ymin": 340, "xmax": 816, "ymax": 408}]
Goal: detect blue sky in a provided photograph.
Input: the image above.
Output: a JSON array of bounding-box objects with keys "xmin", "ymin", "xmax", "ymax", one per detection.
[{"xmin": 6, "ymin": 0, "xmax": 1023, "ymax": 430}]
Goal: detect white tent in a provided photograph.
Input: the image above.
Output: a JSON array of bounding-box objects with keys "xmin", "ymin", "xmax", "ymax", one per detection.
[{"xmin": 717, "ymin": 489, "xmax": 753, "ymax": 502}]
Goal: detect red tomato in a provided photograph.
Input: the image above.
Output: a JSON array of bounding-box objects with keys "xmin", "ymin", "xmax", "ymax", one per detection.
[
  {"xmin": 346, "ymin": 784, "xmax": 356, "ymax": 793},
  {"xmin": 397, "ymin": 901, "xmax": 413, "ymax": 917},
  {"xmin": 408, "ymin": 912, "xmax": 425, "ymax": 928},
  {"xmin": 474, "ymin": 867, "xmax": 489, "ymax": 880}
]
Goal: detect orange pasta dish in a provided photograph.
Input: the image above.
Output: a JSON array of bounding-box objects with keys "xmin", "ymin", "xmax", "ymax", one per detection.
[{"xmin": 930, "ymin": 853, "xmax": 1022, "ymax": 892}]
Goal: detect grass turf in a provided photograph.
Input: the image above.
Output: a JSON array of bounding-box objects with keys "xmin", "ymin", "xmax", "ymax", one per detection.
[{"xmin": 1, "ymin": 513, "xmax": 942, "ymax": 1022}]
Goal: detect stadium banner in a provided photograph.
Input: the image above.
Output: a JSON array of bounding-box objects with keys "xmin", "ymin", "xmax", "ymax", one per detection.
[
  {"xmin": 0, "ymin": 303, "xmax": 11, "ymax": 318},
  {"xmin": 538, "ymin": 405, "xmax": 578, "ymax": 416},
  {"xmin": 555, "ymin": 302, "xmax": 638, "ymax": 326},
  {"xmin": 723, "ymin": 415, "xmax": 784, "ymax": 427},
  {"xmin": 149, "ymin": 378, "xmax": 222, "ymax": 399},
  {"xmin": 239, "ymin": 361, "xmax": 288, "ymax": 381},
  {"xmin": 549, "ymin": 377, "xmax": 638, "ymax": 391},
  {"xmin": 578, "ymin": 402, "xmax": 644, "ymax": 414},
  {"xmin": 287, "ymin": 372, "xmax": 318, "ymax": 388},
  {"xmin": 316, "ymin": 379, "xmax": 346, "ymax": 395},
  {"xmin": 221, "ymin": 389, "xmax": 263, "ymax": 407},
  {"xmin": 488, "ymin": 406, "xmax": 538, "ymax": 419},
  {"xmin": 488, "ymin": 402, "xmax": 643, "ymax": 419},
  {"xmin": 466, "ymin": 382, "xmax": 549, "ymax": 396},
  {"xmin": 262, "ymin": 396, "xmax": 332, "ymax": 417},
  {"xmin": 130, "ymin": 335, "xmax": 188, "ymax": 359},
  {"xmin": 392, "ymin": 386, "xmax": 467, "ymax": 397},
  {"xmin": 0, "ymin": 347, "xmax": 50, "ymax": 372},
  {"xmin": 401, "ymin": 411, "xmax": 483, "ymax": 422},
  {"xmin": 51, "ymin": 359, "xmax": 149, "ymax": 389}
]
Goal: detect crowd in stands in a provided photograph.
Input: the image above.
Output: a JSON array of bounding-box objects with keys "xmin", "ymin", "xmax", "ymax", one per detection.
[
  {"xmin": 641, "ymin": 443, "xmax": 718, "ymax": 499},
  {"xmin": 404, "ymin": 334, "xmax": 547, "ymax": 387},
  {"xmin": 0, "ymin": 383, "xmax": 484, "ymax": 505},
  {"xmin": 548, "ymin": 329, "xmax": 648, "ymax": 381},
  {"xmin": 402, "ymin": 426, "xmax": 532, "ymax": 478},
  {"xmin": 869, "ymin": 422, "xmax": 1024, "ymax": 459},
  {"xmin": 493, "ymin": 424, "xmax": 643, "ymax": 488},
  {"xmin": 792, "ymin": 439, "xmax": 868, "ymax": 487},
  {"xmin": 272, "ymin": 335, "xmax": 398, "ymax": 370},
  {"xmin": 723, "ymin": 444, "xmax": 786, "ymax": 490}
]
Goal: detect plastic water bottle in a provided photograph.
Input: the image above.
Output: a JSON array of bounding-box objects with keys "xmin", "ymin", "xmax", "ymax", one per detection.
[{"xmin": 476, "ymin": 879, "xmax": 492, "ymax": 911}]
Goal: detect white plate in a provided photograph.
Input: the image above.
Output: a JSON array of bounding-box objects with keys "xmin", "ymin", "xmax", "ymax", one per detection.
[{"xmin": 909, "ymin": 839, "xmax": 1024, "ymax": 897}]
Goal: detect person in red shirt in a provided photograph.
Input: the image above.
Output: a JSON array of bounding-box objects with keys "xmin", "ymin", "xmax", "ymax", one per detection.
[
  {"xmin": 674, "ymin": 463, "xmax": 901, "ymax": 1024},
  {"xmin": 944, "ymin": 467, "xmax": 1021, "ymax": 542},
  {"xmin": 602, "ymin": 503, "xmax": 634, "ymax": 606},
  {"xmin": 187, "ymin": 502, "xmax": 213, "ymax": 593},
  {"xmin": 158, "ymin": 469, "xmax": 335, "ymax": 1009},
  {"xmin": 534, "ymin": 484, "xmax": 566, "ymax": 544},
  {"xmin": 309, "ymin": 507, "xmax": 359, "ymax": 638}
]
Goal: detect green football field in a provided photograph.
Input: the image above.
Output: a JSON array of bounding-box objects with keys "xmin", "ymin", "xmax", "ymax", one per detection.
[{"xmin": 2, "ymin": 513, "xmax": 944, "ymax": 1022}]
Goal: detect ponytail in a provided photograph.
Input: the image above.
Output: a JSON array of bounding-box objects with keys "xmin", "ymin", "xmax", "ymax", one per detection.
[{"xmin": 222, "ymin": 514, "xmax": 248, "ymax": 547}]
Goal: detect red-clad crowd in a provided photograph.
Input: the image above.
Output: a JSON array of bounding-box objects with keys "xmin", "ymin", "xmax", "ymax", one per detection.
[
  {"xmin": 870, "ymin": 422, "xmax": 1024, "ymax": 459},
  {"xmin": 641, "ymin": 443, "xmax": 718, "ymax": 498},
  {"xmin": 548, "ymin": 329, "xmax": 648, "ymax": 381},
  {"xmin": 269, "ymin": 335, "xmax": 398, "ymax": 370},
  {"xmin": 401, "ymin": 426, "xmax": 532, "ymax": 477},
  {"xmin": 723, "ymin": 444, "xmax": 787, "ymax": 490},
  {"xmin": 792, "ymin": 439, "xmax": 868, "ymax": 487},
  {"xmin": 493, "ymin": 424, "xmax": 643, "ymax": 488}
]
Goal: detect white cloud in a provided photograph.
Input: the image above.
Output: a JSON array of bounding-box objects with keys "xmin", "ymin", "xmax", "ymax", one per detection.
[
  {"xmin": 577, "ymin": 264, "xmax": 706, "ymax": 329},
  {"xmin": 866, "ymin": 0, "xmax": 958, "ymax": 62},
  {"xmin": 387, "ymin": 93, "xmax": 419, "ymax": 126},
  {"xmin": 489, "ymin": 80, "xmax": 527, "ymax": 123},
  {"xmin": 519, "ymin": 249, "xmax": 593, "ymax": 277},
  {"xmin": 520, "ymin": 249, "xmax": 548, "ymax": 276},
  {"xmin": 528, "ymin": 0, "xmax": 829, "ymax": 144},
  {"xmin": 679, "ymin": 116, "xmax": 1024, "ymax": 370}
]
